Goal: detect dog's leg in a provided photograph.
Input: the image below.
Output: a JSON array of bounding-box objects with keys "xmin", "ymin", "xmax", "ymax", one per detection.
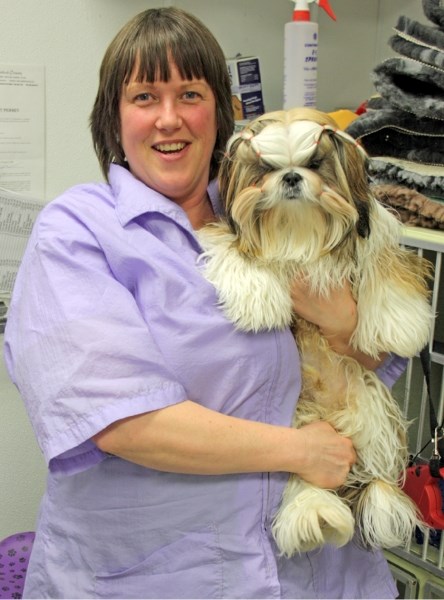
[
  {"xmin": 354, "ymin": 480, "xmax": 420, "ymax": 549},
  {"xmin": 272, "ymin": 323, "xmax": 357, "ymax": 555},
  {"xmin": 344, "ymin": 371, "xmax": 422, "ymax": 549},
  {"xmin": 353, "ymin": 204, "xmax": 433, "ymax": 359},
  {"xmin": 282, "ymin": 323, "xmax": 420, "ymax": 553}
]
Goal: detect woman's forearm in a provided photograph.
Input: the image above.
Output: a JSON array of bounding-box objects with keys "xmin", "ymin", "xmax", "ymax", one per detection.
[
  {"xmin": 94, "ymin": 400, "xmax": 303, "ymax": 474},
  {"xmin": 93, "ymin": 400, "xmax": 356, "ymax": 488}
]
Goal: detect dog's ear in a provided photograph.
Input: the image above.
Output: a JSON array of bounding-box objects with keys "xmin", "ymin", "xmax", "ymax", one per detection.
[
  {"xmin": 354, "ymin": 199, "xmax": 371, "ymax": 239},
  {"xmin": 218, "ymin": 127, "xmax": 273, "ymax": 238},
  {"xmin": 218, "ymin": 135, "xmax": 245, "ymax": 236},
  {"xmin": 218, "ymin": 137, "xmax": 242, "ymax": 206},
  {"xmin": 329, "ymin": 134, "xmax": 372, "ymax": 239}
]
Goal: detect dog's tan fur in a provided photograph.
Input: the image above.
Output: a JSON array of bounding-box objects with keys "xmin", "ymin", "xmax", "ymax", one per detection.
[{"xmin": 198, "ymin": 108, "xmax": 432, "ymax": 554}]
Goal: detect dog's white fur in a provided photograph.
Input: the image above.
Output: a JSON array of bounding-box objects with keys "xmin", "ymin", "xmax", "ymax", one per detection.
[{"xmin": 197, "ymin": 108, "xmax": 433, "ymax": 555}]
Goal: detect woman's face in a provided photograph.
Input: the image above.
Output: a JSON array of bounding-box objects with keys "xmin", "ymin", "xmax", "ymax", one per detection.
[{"xmin": 119, "ymin": 60, "xmax": 218, "ymax": 206}]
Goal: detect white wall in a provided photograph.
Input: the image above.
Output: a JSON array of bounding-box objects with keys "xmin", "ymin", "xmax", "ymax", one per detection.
[{"xmin": 0, "ymin": 0, "xmax": 429, "ymax": 539}]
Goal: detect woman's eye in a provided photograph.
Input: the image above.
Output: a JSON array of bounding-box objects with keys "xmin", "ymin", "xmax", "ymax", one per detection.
[
  {"xmin": 135, "ymin": 92, "xmax": 152, "ymax": 102},
  {"xmin": 182, "ymin": 91, "xmax": 201, "ymax": 101}
]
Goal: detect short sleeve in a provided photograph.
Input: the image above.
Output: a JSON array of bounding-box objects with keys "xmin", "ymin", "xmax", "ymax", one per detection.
[
  {"xmin": 4, "ymin": 205, "xmax": 187, "ymax": 474},
  {"xmin": 375, "ymin": 353, "xmax": 408, "ymax": 389}
]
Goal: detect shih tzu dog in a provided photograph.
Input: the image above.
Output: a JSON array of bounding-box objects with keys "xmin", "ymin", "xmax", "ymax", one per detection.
[{"xmin": 197, "ymin": 108, "xmax": 433, "ymax": 555}]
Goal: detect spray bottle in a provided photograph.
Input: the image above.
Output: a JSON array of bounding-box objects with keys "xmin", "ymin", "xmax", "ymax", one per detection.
[{"xmin": 283, "ymin": 0, "xmax": 336, "ymax": 109}]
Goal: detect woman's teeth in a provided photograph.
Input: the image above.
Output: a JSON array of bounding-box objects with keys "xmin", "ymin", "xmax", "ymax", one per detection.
[{"xmin": 155, "ymin": 142, "xmax": 186, "ymax": 153}]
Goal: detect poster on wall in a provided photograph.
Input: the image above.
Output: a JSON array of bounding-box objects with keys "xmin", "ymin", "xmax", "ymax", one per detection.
[
  {"xmin": 0, "ymin": 186, "xmax": 44, "ymax": 332},
  {"xmin": 0, "ymin": 64, "xmax": 45, "ymax": 330},
  {"xmin": 0, "ymin": 64, "xmax": 45, "ymax": 200}
]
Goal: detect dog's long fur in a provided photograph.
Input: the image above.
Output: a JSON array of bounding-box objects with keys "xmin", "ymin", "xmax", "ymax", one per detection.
[{"xmin": 197, "ymin": 108, "xmax": 433, "ymax": 555}]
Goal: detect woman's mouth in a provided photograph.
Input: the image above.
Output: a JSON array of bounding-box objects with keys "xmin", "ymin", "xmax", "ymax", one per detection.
[{"xmin": 153, "ymin": 142, "xmax": 188, "ymax": 154}]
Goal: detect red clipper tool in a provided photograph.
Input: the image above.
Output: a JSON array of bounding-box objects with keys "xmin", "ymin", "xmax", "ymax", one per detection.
[{"xmin": 403, "ymin": 426, "xmax": 444, "ymax": 530}]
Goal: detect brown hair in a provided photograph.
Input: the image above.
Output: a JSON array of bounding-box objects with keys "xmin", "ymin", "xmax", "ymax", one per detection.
[{"xmin": 90, "ymin": 7, "xmax": 234, "ymax": 181}]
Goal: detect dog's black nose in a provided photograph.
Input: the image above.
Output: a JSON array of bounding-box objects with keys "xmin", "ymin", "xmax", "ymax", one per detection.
[{"xmin": 283, "ymin": 172, "xmax": 302, "ymax": 187}]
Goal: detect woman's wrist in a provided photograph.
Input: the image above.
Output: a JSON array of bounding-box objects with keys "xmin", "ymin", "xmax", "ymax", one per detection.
[
  {"xmin": 319, "ymin": 326, "xmax": 354, "ymax": 355},
  {"xmin": 322, "ymin": 328, "xmax": 387, "ymax": 370}
]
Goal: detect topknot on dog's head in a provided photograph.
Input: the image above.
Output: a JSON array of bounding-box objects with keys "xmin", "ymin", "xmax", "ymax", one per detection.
[
  {"xmin": 224, "ymin": 108, "xmax": 366, "ymax": 170},
  {"xmin": 219, "ymin": 108, "xmax": 368, "ymax": 199}
]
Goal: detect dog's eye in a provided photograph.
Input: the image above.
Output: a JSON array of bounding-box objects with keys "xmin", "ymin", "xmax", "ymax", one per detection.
[
  {"xmin": 308, "ymin": 158, "xmax": 322, "ymax": 170},
  {"xmin": 259, "ymin": 160, "xmax": 274, "ymax": 172}
]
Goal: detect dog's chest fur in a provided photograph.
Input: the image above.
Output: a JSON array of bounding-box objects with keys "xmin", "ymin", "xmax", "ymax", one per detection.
[{"xmin": 197, "ymin": 227, "xmax": 357, "ymax": 334}]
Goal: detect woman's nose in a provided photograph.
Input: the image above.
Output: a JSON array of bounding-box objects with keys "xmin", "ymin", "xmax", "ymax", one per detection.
[{"xmin": 155, "ymin": 101, "xmax": 182, "ymax": 130}]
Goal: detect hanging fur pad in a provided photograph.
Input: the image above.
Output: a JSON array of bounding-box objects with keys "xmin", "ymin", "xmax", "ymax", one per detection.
[
  {"xmin": 346, "ymin": 108, "xmax": 444, "ymax": 165},
  {"xmin": 372, "ymin": 183, "xmax": 444, "ymax": 229},
  {"xmin": 423, "ymin": 0, "xmax": 444, "ymax": 28},
  {"xmin": 369, "ymin": 158, "xmax": 444, "ymax": 202},
  {"xmin": 347, "ymin": 1, "xmax": 444, "ymax": 209},
  {"xmin": 373, "ymin": 57, "xmax": 444, "ymax": 119},
  {"xmin": 390, "ymin": 15, "xmax": 444, "ymax": 69}
]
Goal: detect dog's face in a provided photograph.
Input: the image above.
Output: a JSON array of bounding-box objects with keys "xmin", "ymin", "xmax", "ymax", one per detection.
[{"xmin": 219, "ymin": 108, "xmax": 372, "ymax": 262}]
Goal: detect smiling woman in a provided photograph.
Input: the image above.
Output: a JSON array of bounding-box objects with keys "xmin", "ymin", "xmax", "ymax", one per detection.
[
  {"xmin": 3, "ymin": 6, "xmax": 407, "ymax": 600},
  {"xmin": 90, "ymin": 8, "xmax": 233, "ymax": 184},
  {"xmin": 118, "ymin": 63, "xmax": 218, "ymax": 219}
]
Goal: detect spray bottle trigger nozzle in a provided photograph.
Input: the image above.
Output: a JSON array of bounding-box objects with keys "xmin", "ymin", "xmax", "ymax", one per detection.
[
  {"xmin": 317, "ymin": 0, "xmax": 336, "ymax": 21},
  {"xmin": 290, "ymin": 0, "xmax": 337, "ymax": 21}
]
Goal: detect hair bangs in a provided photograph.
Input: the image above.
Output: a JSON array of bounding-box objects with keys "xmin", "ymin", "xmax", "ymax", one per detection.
[{"xmin": 129, "ymin": 34, "xmax": 209, "ymax": 85}]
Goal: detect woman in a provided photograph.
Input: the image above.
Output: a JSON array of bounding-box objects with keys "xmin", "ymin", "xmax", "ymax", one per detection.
[{"xmin": 4, "ymin": 7, "xmax": 404, "ymax": 598}]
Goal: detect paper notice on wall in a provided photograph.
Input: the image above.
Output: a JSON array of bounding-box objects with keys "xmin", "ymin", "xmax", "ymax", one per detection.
[
  {"xmin": 0, "ymin": 64, "xmax": 45, "ymax": 200},
  {"xmin": 0, "ymin": 187, "xmax": 44, "ymax": 306}
]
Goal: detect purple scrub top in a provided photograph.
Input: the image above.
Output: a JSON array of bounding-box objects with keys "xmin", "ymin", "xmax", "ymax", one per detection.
[{"xmin": 4, "ymin": 164, "xmax": 401, "ymax": 598}]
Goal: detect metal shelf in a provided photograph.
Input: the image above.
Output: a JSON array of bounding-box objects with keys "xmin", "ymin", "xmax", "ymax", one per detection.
[
  {"xmin": 394, "ymin": 226, "xmax": 444, "ymax": 586},
  {"xmin": 401, "ymin": 226, "xmax": 444, "ymax": 253}
]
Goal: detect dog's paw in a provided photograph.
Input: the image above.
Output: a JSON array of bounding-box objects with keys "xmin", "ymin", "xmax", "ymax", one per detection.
[
  {"xmin": 355, "ymin": 480, "xmax": 420, "ymax": 548},
  {"xmin": 272, "ymin": 486, "xmax": 355, "ymax": 555}
]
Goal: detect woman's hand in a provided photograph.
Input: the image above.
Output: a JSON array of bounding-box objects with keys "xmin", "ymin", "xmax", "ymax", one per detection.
[
  {"xmin": 291, "ymin": 277, "xmax": 386, "ymax": 370},
  {"xmin": 292, "ymin": 421, "xmax": 356, "ymax": 489},
  {"xmin": 291, "ymin": 278, "xmax": 357, "ymax": 348}
]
